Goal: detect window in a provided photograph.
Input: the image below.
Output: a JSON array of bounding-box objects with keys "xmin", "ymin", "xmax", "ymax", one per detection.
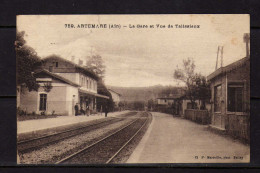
[
  {"xmin": 52, "ymin": 62, "xmax": 58, "ymax": 67},
  {"xmin": 228, "ymin": 84, "xmax": 243, "ymax": 112},
  {"xmin": 39, "ymin": 94, "xmax": 47, "ymax": 111},
  {"xmin": 49, "ymin": 66, "xmax": 53, "ymax": 72},
  {"xmin": 81, "ymin": 76, "xmax": 84, "ymax": 86},
  {"xmin": 214, "ymin": 85, "xmax": 222, "ymax": 112}
]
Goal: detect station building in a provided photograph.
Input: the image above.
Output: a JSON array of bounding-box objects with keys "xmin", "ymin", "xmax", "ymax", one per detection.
[
  {"xmin": 17, "ymin": 55, "xmax": 109, "ymax": 116},
  {"xmin": 108, "ymin": 89, "xmax": 121, "ymax": 107},
  {"xmin": 207, "ymin": 56, "xmax": 250, "ymax": 141}
]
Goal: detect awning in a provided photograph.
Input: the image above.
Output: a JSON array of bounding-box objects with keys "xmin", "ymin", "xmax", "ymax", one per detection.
[
  {"xmin": 79, "ymin": 88, "xmax": 109, "ymax": 99},
  {"xmin": 95, "ymin": 93, "xmax": 109, "ymax": 99}
]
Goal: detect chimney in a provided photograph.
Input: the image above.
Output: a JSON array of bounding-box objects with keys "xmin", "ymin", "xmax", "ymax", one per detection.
[
  {"xmin": 78, "ymin": 59, "xmax": 83, "ymax": 65},
  {"xmin": 243, "ymin": 33, "xmax": 250, "ymax": 58},
  {"xmin": 71, "ymin": 56, "xmax": 75, "ymax": 62}
]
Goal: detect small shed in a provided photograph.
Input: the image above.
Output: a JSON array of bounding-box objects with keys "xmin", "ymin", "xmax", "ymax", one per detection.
[{"xmin": 207, "ymin": 57, "xmax": 250, "ymax": 141}]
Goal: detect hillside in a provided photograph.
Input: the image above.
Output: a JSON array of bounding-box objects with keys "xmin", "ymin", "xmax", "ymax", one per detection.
[{"xmin": 107, "ymin": 85, "xmax": 185, "ymax": 103}]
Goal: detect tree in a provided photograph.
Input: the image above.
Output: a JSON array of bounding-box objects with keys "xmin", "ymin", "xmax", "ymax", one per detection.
[
  {"xmin": 118, "ymin": 101, "xmax": 126, "ymax": 110},
  {"xmin": 16, "ymin": 31, "xmax": 41, "ymax": 91},
  {"xmin": 174, "ymin": 58, "xmax": 197, "ymax": 108},
  {"xmin": 193, "ymin": 74, "xmax": 211, "ymax": 110},
  {"xmin": 133, "ymin": 101, "xmax": 145, "ymax": 111},
  {"xmin": 147, "ymin": 99, "xmax": 155, "ymax": 111},
  {"xmin": 86, "ymin": 55, "xmax": 106, "ymax": 81},
  {"xmin": 173, "ymin": 58, "xmax": 211, "ymax": 109},
  {"xmin": 96, "ymin": 79, "xmax": 114, "ymax": 112},
  {"xmin": 159, "ymin": 86, "xmax": 184, "ymax": 97}
]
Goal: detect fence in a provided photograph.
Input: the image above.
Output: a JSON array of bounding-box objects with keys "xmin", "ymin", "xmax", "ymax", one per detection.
[
  {"xmin": 226, "ymin": 113, "xmax": 250, "ymax": 143},
  {"xmin": 184, "ymin": 109, "xmax": 210, "ymax": 125},
  {"xmin": 154, "ymin": 105, "xmax": 177, "ymax": 116}
]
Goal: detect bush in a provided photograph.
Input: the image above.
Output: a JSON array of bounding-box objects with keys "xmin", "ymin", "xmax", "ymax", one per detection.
[{"xmin": 17, "ymin": 107, "xmax": 27, "ymax": 116}]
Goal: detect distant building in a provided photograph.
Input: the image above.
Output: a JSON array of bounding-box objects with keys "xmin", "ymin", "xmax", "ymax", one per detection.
[
  {"xmin": 18, "ymin": 55, "xmax": 109, "ymax": 116},
  {"xmin": 108, "ymin": 89, "xmax": 121, "ymax": 107},
  {"xmin": 156, "ymin": 92, "xmax": 184, "ymax": 115},
  {"xmin": 207, "ymin": 56, "xmax": 250, "ymax": 141},
  {"xmin": 157, "ymin": 92, "xmax": 210, "ymax": 117},
  {"xmin": 175, "ymin": 95, "xmax": 211, "ymax": 117},
  {"xmin": 157, "ymin": 97, "xmax": 175, "ymax": 106}
]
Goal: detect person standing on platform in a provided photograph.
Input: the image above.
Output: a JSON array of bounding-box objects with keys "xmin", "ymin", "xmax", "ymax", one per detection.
[
  {"xmin": 74, "ymin": 103, "xmax": 79, "ymax": 116},
  {"xmin": 80, "ymin": 106, "xmax": 85, "ymax": 115},
  {"xmin": 86, "ymin": 105, "xmax": 90, "ymax": 116},
  {"xmin": 104, "ymin": 104, "xmax": 109, "ymax": 117}
]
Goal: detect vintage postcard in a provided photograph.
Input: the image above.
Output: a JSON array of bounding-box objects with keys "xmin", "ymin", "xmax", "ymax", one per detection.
[{"xmin": 16, "ymin": 14, "xmax": 250, "ymax": 164}]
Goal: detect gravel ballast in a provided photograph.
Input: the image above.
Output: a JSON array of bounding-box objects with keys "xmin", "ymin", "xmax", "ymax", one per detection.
[{"xmin": 19, "ymin": 115, "xmax": 140, "ymax": 164}]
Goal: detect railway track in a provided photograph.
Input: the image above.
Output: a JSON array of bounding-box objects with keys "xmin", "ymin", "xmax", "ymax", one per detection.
[
  {"xmin": 116, "ymin": 111, "xmax": 137, "ymax": 117},
  {"xmin": 56, "ymin": 112, "xmax": 150, "ymax": 164},
  {"xmin": 18, "ymin": 111, "xmax": 138, "ymax": 153}
]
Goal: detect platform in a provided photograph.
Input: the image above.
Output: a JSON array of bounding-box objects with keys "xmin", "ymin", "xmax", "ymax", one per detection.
[
  {"xmin": 127, "ymin": 112, "xmax": 250, "ymax": 163},
  {"xmin": 17, "ymin": 111, "xmax": 129, "ymax": 135}
]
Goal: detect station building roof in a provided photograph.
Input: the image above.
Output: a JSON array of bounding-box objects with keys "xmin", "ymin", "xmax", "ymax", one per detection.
[
  {"xmin": 108, "ymin": 89, "xmax": 122, "ymax": 96},
  {"xmin": 34, "ymin": 69, "xmax": 80, "ymax": 87},
  {"xmin": 207, "ymin": 56, "xmax": 250, "ymax": 81},
  {"xmin": 41, "ymin": 55, "xmax": 99, "ymax": 80}
]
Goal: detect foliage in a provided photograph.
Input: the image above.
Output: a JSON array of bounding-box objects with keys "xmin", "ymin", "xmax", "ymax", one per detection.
[
  {"xmin": 173, "ymin": 58, "xmax": 210, "ymax": 109},
  {"xmin": 147, "ymin": 99, "xmax": 155, "ymax": 110},
  {"xmin": 193, "ymin": 74, "xmax": 211, "ymax": 109},
  {"xmin": 86, "ymin": 55, "xmax": 106, "ymax": 81},
  {"xmin": 96, "ymin": 79, "xmax": 114, "ymax": 112},
  {"xmin": 16, "ymin": 31, "xmax": 41, "ymax": 91},
  {"xmin": 17, "ymin": 107, "xmax": 27, "ymax": 116},
  {"xmin": 159, "ymin": 86, "xmax": 185, "ymax": 98},
  {"xmin": 118, "ymin": 101, "xmax": 127, "ymax": 110},
  {"xmin": 174, "ymin": 58, "xmax": 196, "ymax": 108},
  {"xmin": 118, "ymin": 101, "xmax": 124, "ymax": 107},
  {"xmin": 133, "ymin": 101, "xmax": 145, "ymax": 111},
  {"xmin": 17, "ymin": 114, "xmax": 60, "ymax": 121},
  {"xmin": 43, "ymin": 81, "xmax": 53, "ymax": 92},
  {"xmin": 124, "ymin": 101, "xmax": 145, "ymax": 111}
]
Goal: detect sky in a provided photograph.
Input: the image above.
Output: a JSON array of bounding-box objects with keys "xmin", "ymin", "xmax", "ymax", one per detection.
[{"xmin": 17, "ymin": 15, "xmax": 250, "ymax": 87}]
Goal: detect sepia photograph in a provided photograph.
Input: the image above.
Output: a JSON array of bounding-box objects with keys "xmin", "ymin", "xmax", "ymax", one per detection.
[{"xmin": 16, "ymin": 14, "xmax": 250, "ymax": 164}]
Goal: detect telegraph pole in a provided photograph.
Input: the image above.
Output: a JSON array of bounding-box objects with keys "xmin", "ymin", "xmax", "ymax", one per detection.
[
  {"xmin": 215, "ymin": 46, "xmax": 224, "ymax": 70},
  {"xmin": 215, "ymin": 46, "xmax": 220, "ymax": 70},
  {"xmin": 221, "ymin": 46, "xmax": 224, "ymax": 68}
]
